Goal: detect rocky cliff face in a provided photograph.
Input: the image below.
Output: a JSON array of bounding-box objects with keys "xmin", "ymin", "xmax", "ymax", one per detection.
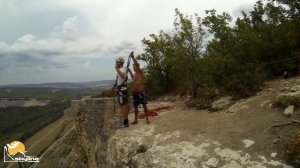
[
  {"xmin": 10, "ymin": 78, "xmax": 299, "ymax": 168},
  {"xmin": 72, "ymin": 98, "xmax": 181, "ymax": 168},
  {"xmin": 72, "ymin": 98, "xmax": 184, "ymax": 168},
  {"xmin": 72, "ymin": 98, "xmax": 119, "ymax": 168},
  {"xmin": 69, "ymin": 93, "xmax": 296, "ymax": 168}
]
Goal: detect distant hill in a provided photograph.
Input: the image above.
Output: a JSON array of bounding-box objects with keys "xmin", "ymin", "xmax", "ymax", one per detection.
[{"xmin": 0, "ymin": 80, "xmax": 115, "ymax": 89}]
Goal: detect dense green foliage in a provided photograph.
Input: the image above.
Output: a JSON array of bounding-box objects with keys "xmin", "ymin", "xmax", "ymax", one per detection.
[
  {"xmin": 140, "ymin": 0, "xmax": 300, "ymax": 99},
  {"xmin": 0, "ymin": 101, "xmax": 69, "ymax": 158}
]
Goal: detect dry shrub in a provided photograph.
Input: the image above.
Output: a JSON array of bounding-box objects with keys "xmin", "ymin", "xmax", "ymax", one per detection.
[
  {"xmin": 185, "ymin": 88, "xmax": 223, "ymax": 110},
  {"xmin": 285, "ymin": 131, "xmax": 300, "ymax": 167}
]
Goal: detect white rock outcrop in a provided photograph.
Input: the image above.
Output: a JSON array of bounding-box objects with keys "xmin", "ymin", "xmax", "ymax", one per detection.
[
  {"xmin": 211, "ymin": 96, "xmax": 232, "ymax": 111},
  {"xmin": 284, "ymin": 105, "xmax": 295, "ymax": 117}
]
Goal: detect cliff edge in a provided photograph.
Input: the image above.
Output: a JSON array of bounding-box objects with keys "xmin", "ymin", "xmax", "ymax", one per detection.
[
  {"xmin": 37, "ymin": 77, "xmax": 300, "ymax": 168},
  {"xmin": 72, "ymin": 98, "xmax": 118, "ymax": 167}
]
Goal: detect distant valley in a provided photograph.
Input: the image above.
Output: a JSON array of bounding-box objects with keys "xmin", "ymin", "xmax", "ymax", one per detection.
[
  {"xmin": 0, "ymin": 80, "xmax": 115, "ymax": 89},
  {"xmin": 0, "ymin": 80, "xmax": 114, "ymax": 161}
]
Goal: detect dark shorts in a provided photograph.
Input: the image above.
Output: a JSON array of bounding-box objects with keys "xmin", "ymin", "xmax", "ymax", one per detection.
[
  {"xmin": 116, "ymin": 86, "xmax": 128, "ymax": 106},
  {"xmin": 133, "ymin": 90, "xmax": 147, "ymax": 107}
]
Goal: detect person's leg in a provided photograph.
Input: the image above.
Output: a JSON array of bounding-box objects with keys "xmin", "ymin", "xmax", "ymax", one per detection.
[
  {"xmin": 143, "ymin": 104, "xmax": 150, "ymax": 124},
  {"xmin": 119, "ymin": 113, "xmax": 123, "ymax": 124},
  {"xmin": 121, "ymin": 104, "xmax": 129, "ymax": 127},
  {"xmin": 123, "ymin": 103, "xmax": 129, "ymax": 120},
  {"xmin": 119, "ymin": 107, "xmax": 123, "ymax": 124},
  {"xmin": 131, "ymin": 106, "xmax": 139, "ymax": 124},
  {"xmin": 118, "ymin": 89, "xmax": 128, "ymax": 127},
  {"xmin": 132, "ymin": 92, "xmax": 139, "ymax": 124},
  {"xmin": 117, "ymin": 91, "xmax": 124, "ymax": 124},
  {"xmin": 122, "ymin": 92, "xmax": 129, "ymax": 127},
  {"xmin": 141, "ymin": 90, "xmax": 150, "ymax": 124}
]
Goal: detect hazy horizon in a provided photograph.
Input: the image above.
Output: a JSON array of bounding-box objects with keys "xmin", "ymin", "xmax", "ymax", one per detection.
[{"xmin": 0, "ymin": 79, "xmax": 115, "ymax": 86}]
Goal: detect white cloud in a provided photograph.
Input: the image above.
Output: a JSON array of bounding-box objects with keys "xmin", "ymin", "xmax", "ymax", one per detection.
[
  {"xmin": 0, "ymin": 0, "xmax": 258, "ymax": 85},
  {"xmin": 1, "ymin": 15, "xmax": 132, "ymax": 61},
  {"xmin": 83, "ymin": 60, "xmax": 95, "ymax": 71},
  {"xmin": 17, "ymin": 34, "xmax": 36, "ymax": 43},
  {"xmin": 50, "ymin": 16, "xmax": 80, "ymax": 40}
]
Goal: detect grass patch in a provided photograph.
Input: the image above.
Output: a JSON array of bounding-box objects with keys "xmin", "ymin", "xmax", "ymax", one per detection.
[{"xmin": 285, "ymin": 132, "xmax": 300, "ymax": 167}]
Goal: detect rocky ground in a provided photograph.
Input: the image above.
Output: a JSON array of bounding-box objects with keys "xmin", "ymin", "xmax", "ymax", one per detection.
[
  {"xmin": 107, "ymin": 77, "xmax": 300, "ymax": 168},
  {"xmin": 33, "ymin": 77, "xmax": 300, "ymax": 168}
]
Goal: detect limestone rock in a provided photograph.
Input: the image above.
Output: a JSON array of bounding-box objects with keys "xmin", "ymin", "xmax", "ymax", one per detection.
[
  {"xmin": 260, "ymin": 100, "xmax": 272, "ymax": 108},
  {"xmin": 271, "ymin": 152, "xmax": 277, "ymax": 158},
  {"xmin": 211, "ymin": 96, "xmax": 232, "ymax": 111},
  {"xmin": 227, "ymin": 101, "xmax": 249, "ymax": 113},
  {"xmin": 291, "ymin": 85, "xmax": 300, "ymax": 92},
  {"xmin": 242, "ymin": 139, "xmax": 255, "ymax": 148},
  {"xmin": 284, "ymin": 105, "xmax": 294, "ymax": 117},
  {"xmin": 277, "ymin": 91, "xmax": 300, "ymax": 106},
  {"xmin": 71, "ymin": 98, "xmax": 118, "ymax": 168},
  {"xmin": 203, "ymin": 158, "xmax": 219, "ymax": 168},
  {"xmin": 280, "ymin": 87, "xmax": 290, "ymax": 91}
]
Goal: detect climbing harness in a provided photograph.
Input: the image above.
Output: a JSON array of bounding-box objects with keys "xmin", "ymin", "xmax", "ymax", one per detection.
[{"xmin": 114, "ymin": 51, "xmax": 133, "ymax": 88}]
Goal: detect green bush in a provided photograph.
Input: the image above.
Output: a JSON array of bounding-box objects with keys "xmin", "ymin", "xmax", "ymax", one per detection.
[
  {"xmin": 276, "ymin": 92, "xmax": 300, "ymax": 107},
  {"xmin": 185, "ymin": 98, "xmax": 211, "ymax": 110},
  {"xmin": 139, "ymin": 0, "xmax": 300, "ymax": 101},
  {"xmin": 285, "ymin": 132, "xmax": 300, "ymax": 167},
  {"xmin": 221, "ymin": 62, "xmax": 266, "ymax": 98},
  {"xmin": 185, "ymin": 87, "xmax": 224, "ymax": 109}
]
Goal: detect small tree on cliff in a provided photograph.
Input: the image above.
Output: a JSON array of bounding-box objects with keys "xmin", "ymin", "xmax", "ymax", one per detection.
[{"xmin": 173, "ymin": 9, "xmax": 207, "ymax": 98}]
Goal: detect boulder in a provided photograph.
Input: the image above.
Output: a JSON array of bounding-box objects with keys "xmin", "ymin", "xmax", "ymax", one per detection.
[
  {"xmin": 203, "ymin": 158, "xmax": 219, "ymax": 168},
  {"xmin": 277, "ymin": 91, "xmax": 300, "ymax": 106},
  {"xmin": 284, "ymin": 105, "xmax": 294, "ymax": 117},
  {"xmin": 211, "ymin": 96, "xmax": 232, "ymax": 111},
  {"xmin": 280, "ymin": 87, "xmax": 290, "ymax": 91},
  {"xmin": 226, "ymin": 101, "xmax": 249, "ymax": 113},
  {"xmin": 291, "ymin": 85, "xmax": 300, "ymax": 92}
]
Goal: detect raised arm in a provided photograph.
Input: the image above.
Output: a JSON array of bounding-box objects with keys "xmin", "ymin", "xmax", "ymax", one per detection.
[
  {"xmin": 130, "ymin": 52, "xmax": 138, "ymax": 65},
  {"xmin": 130, "ymin": 52, "xmax": 141, "ymax": 71}
]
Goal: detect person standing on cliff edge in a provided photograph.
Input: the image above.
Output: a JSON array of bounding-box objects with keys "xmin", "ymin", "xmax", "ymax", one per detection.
[
  {"xmin": 113, "ymin": 56, "xmax": 130, "ymax": 128},
  {"xmin": 128, "ymin": 52, "xmax": 150, "ymax": 124}
]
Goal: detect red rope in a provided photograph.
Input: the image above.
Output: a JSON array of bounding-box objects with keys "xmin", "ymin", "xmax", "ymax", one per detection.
[{"xmin": 138, "ymin": 106, "xmax": 173, "ymax": 119}]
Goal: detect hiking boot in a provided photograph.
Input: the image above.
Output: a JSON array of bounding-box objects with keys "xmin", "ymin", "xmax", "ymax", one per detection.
[{"xmin": 120, "ymin": 123, "xmax": 129, "ymax": 128}]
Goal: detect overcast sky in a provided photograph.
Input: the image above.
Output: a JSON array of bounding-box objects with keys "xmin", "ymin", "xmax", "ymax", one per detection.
[{"xmin": 0, "ymin": 0, "xmax": 257, "ymax": 85}]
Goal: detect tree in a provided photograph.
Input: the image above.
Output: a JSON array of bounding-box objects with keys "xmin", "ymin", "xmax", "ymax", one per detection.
[
  {"xmin": 173, "ymin": 9, "xmax": 206, "ymax": 98},
  {"xmin": 140, "ymin": 31, "xmax": 176, "ymax": 96},
  {"xmin": 140, "ymin": 9, "xmax": 207, "ymax": 98},
  {"xmin": 203, "ymin": 8, "xmax": 266, "ymax": 98},
  {"xmin": 140, "ymin": 0, "xmax": 299, "ymax": 99}
]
